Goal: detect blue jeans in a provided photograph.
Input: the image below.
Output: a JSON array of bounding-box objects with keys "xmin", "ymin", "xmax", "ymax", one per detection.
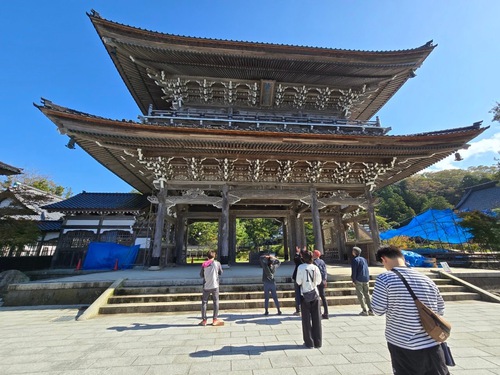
[{"xmin": 263, "ymin": 281, "xmax": 280, "ymax": 310}]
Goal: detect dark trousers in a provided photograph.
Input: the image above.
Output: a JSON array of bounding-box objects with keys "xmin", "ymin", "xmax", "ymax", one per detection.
[
  {"xmin": 388, "ymin": 342, "xmax": 450, "ymax": 375},
  {"xmin": 300, "ymin": 298, "xmax": 322, "ymax": 348},
  {"xmin": 317, "ymin": 282, "xmax": 328, "ymax": 316}
]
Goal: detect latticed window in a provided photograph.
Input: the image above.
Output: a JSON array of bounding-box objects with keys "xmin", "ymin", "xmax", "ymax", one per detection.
[
  {"xmin": 99, "ymin": 230, "xmax": 134, "ymax": 246},
  {"xmin": 60, "ymin": 230, "xmax": 96, "ymax": 249}
]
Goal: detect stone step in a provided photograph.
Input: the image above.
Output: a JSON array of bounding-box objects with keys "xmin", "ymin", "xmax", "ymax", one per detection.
[
  {"xmin": 108, "ymin": 284, "xmax": 467, "ymax": 305},
  {"xmin": 100, "ymin": 290, "xmax": 480, "ymax": 315}
]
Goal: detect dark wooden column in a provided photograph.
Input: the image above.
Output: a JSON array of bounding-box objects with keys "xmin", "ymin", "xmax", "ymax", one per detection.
[
  {"xmin": 150, "ymin": 187, "xmax": 167, "ymax": 270},
  {"xmin": 219, "ymin": 185, "xmax": 230, "ymax": 264},
  {"xmin": 334, "ymin": 207, "xmax": 347, "ymax": 261},
  {"xmin": 296, "ymin": 215, "xmax": 305, "ymax": 248},
  {"xmin": 310, "ymin": 187, "xmax": 324, "ymax": 253},
  {"xmin": 286, "ymin": 208, "xmax": 297, "ymax": 260},
  {"xmin": 174, "ymin": 205, "xmax": 187, "ymax": 264},
  {"xmin": 229, "ymin": 213, "xmax": 237, "ymax": 264},
  {"xmin": 366, "ymin": 189, "xmax": 380, "ymax": 265},
  {"xmin": 281, "ymin": 218, "xmax": 289, "ymax": 261}
]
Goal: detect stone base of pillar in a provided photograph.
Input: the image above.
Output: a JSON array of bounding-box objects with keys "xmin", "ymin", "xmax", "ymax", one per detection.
[
  {"xmin": 219, "ymin": 255, "xmax": 229, "ymax": 265},
  {"xmin": 149, "ymin": 256, "xmax": 161, "ymax": 271}
]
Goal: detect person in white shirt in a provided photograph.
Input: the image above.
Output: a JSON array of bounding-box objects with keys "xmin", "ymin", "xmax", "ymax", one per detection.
[{"xmin": 295, "ymin": 250, "xmax": 322, "ymax": 348}]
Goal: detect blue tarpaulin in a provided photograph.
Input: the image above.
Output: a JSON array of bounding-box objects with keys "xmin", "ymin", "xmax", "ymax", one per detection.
[
  {"xmin": 380, "ymin": 209, "xmax": 473, "ymax": 244},
  {"xmin": 82, "ymin": 242, "xmax": 139, "ymax": 270},
  {"xmin": 401, "ymin": 250, "xmax": 433, "ymax": 267}
]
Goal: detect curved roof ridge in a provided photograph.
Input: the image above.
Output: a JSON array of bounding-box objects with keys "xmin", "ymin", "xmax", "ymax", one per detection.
[
  {"xmin": 88, "ymin": 10, "xmax": 436, "ymax": 55},
  {"xmin": 34, "ymin": 98, "xmax": 135, "ymax": 124}
]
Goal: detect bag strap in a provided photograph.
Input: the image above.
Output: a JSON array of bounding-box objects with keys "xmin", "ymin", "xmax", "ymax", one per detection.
[{"xmin": 392, "ymin": 268, "xmax": 418, "ymax": 301}]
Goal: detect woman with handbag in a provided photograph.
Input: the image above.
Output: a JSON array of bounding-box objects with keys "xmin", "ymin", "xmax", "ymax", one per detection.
[{"xmin": 295, "ymin": 250, "xmax": 322, "ymax": 348}]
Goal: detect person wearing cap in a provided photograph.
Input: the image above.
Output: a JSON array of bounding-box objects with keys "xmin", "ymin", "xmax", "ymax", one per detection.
[
  {"xmin": 312, "ymin": 250, "xmax": 329, "ymax": 319},
  {"xmin": 351, "ymin": 246, "xmax": 374, "ymax": 316}
]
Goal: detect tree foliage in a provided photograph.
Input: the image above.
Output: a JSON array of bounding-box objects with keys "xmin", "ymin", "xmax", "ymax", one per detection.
[
  {"xmin": 0, "ymin": 217, "xmax": 40, "ymax": 256},
  {"xmin": 458, "ymin": 211, "xmax": 500, "ymax": 251},
  {"xmin": 1, "ymin": 171, "xmax": 72, "ymax": 198},
  {"xmin": 375, "ymin": 165, "xmax": 498, "ymax": 228}
]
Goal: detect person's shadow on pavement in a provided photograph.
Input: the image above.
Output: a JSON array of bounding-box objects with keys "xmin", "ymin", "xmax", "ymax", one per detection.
[
  {"xmin": 107, "ymin": 322, "xmax": 193, "ymax": 332},
  {"xmin": 190, "ymin": 344, "xmax": 305, "ymax": 358}
]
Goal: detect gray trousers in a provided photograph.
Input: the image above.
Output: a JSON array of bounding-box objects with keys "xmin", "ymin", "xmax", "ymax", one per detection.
[
  {"xmin": 354, "ymin": 281, "xmax": 372, "ymax": 311},
  {"xmin": 201, "ymin": 288, "xmax": 219, "ymax": 320},
  {"xmin": 263, "ymin": 281, "xmax": 280, "ymax": 310}
]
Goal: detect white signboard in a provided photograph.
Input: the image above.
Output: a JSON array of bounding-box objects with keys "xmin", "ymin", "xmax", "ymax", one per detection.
[{"xmin": 440, "ymin": 261, "xmax": 452, "ymax": 273}]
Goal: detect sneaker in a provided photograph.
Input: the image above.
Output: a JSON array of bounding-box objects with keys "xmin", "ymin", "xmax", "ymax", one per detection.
[
  {"xmin": 359, "ymin": 311, "xmax": 369, "ymax": 316},
  {"xmin": 264, "ymin": 310, "xmax": 269, "ymax": 316},
  {"xmin": 322, "ymin": 314, "xmax": 329, "ymax": 320},
  {"xmin": 212, "ymin": 319, "xmax": 224, "ymax": 326},
  {"xmin": 368, "ymin": 310, "xmax": 375, "ymax": 316},
  {"xmin": 277, "ymin": 310, "xmax": 282, "ymax": 315},
  {"xmin": 198, "ymin": 319, "xmax": 207, "ymax": 326},
  {"xmin": 293, "ymin": 311, "xmax": 301, "ymax": 316}
]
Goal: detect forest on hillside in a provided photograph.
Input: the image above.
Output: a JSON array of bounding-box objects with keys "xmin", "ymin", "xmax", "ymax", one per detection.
[{"xmin": 375, "ymin": 165, "xmax": 500, "ymax": 229}]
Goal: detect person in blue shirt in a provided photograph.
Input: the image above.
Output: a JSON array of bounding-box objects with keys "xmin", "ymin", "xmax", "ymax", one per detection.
[{"xmin": 351, "ymin": 246, "xmax": 373, "ymax": 316}]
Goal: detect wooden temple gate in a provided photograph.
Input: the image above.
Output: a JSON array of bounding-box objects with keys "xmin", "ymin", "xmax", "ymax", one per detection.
[{"xmin": 37, "ymin": 11, "xmax": 486, "ymax": 267}]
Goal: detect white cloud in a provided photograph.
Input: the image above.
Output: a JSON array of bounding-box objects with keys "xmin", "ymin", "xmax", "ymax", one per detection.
[{"xmin": 425, "ymin": 131, "xmax": 500, "ymax": 172}]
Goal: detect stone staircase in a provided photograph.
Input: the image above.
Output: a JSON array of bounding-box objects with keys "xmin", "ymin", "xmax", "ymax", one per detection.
[{"xmin": 98, "ymin": 272, "xmax": 481, "ymax": 315}]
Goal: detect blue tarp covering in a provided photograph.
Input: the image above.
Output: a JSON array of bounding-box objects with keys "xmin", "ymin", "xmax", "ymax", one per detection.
[
  {"xmin": 82, "ymin": 242, "xmax": 139, "ymax": 270},
  {"xmin": 401, "ymin": 250, "xmax": 434, "ymax": 267},
  {"xmin": 380, "ymin": 209, "xmax": 473, "ymax": 244}
]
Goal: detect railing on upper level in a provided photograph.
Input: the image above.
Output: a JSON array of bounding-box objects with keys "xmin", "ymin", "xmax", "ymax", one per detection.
[{"xmin": 139, "ymin": 108, "xmax": 391, "ymax": 135}]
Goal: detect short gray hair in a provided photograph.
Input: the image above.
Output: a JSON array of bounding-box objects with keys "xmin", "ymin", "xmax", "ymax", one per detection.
[{"xmin": 352, "ymin": 246, "xmax": 362, "ymax": 255}]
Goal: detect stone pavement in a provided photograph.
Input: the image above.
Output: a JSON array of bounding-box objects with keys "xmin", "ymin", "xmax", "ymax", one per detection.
[{"xmin": 1, "ymin": 300, "xmax": 499, "ymax": 375}]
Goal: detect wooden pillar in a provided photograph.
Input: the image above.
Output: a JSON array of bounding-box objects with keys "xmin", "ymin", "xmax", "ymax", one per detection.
[
  {"xmin": 366, "ymin": 189, "xmax": 380, "ymax": 265},
  {"xmin": 296, "ymin": 215, "xmax": 306, "ymax": 248},
  {"xmin": 229, "ymin": 213, "xmax": 237, "ymax": 264},
  {"xmin": 219, "ymin": 185, "xmax": 230, "ymax": 264},
  {"xmin": 286, "ymin": 210, "xmax": 297, "ymax": 260},
  {"xmin": 282, "ymin": 218, "xmax": 289, "ymax": 262},
  {"xmin": 174, "ymin": 205, "xmax": 187, "ymax": 265},
  {"xmin": 150, "ymin": 187, "xmax": 167, "ymax": 270},
  {"xmin": 310, "ymin": 187, "xmax": 324, "ymax": 253},
  {"xmin": 163, "ymin": 216, "xmax": 172, "ymax": 266},
  {"xmin": 334, "ymin": 207, "xmax": 347, "ymax": 261}
]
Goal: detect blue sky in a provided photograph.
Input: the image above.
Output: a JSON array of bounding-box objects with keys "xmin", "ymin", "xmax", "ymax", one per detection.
[{"xmin": 1, "ymin": 1, "xmax": 499, "ymax": 194}]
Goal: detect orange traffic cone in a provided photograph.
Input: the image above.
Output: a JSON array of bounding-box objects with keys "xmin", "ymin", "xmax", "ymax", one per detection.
[
  {"xmin": 75, "ymin": 258, "xmax": 82, "ymax": 271},
  {"xmin": 113, "ymin": 258, "xmax": 119, "ymax": 271}
]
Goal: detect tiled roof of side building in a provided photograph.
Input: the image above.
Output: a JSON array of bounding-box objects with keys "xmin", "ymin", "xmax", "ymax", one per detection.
[
  {"xmin": 43, "ymin": 192, "xmax": 151, "ymax": 213},
  {"xmin": 37, "ymin": 220, "xmax": 63, "ymax": 232},
  {"xmin": 456, "ymin": 181, "xmax": 500, "ymax": 211}
]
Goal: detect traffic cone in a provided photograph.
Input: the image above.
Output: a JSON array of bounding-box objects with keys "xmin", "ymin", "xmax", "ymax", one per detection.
[
  {"xmin": 75, "ymin": 258, "xmax": 82, "ymax": 271},
  {"xmin": 113, "ymin": 258, "xmax": 119, "ymax": 271}
]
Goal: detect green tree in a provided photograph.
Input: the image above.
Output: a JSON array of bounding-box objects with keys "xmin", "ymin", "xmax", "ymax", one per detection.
[
  {"xmin": 376, "ymin": 186, "xmax": 415, "ymax": 225},
  {"xmin": 421, "ymin": 196, "xmax": 453, "ymax": 211},
  {"xmin": 491, "ymin": 101, "xmax": 500, "ymax": 122},
  {"xmin": 0, "ymin": 217, "xmax": 40, "ymax": 256},
  {"xmin": 187, "ymin": 221, "xmax": 218, "ymax": 247},
  {"xmin": 240, "ymin": 218, "xmax": 281, "ymax": 250},
  {"xmin": 458, "ymin": 210, "xmax": 500, "ymax": 251},
  {"xmin": 1, "ymin": 171, "xmax": 72, "ymax": 198}
]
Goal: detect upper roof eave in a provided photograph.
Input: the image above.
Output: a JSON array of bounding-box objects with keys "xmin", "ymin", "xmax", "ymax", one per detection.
[
  {"xmin": 87, "ymin": 11, "xmax": 436, "ymax": 118},
  {"xmin": 88, "ymin": 10, "xmax": 436, "ymax": 60}
]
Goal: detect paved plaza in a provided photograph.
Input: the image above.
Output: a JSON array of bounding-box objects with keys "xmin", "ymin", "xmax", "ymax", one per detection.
[{"xmin": 1, "ymin": 299, "xmax": 499, "ymax": 375}]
